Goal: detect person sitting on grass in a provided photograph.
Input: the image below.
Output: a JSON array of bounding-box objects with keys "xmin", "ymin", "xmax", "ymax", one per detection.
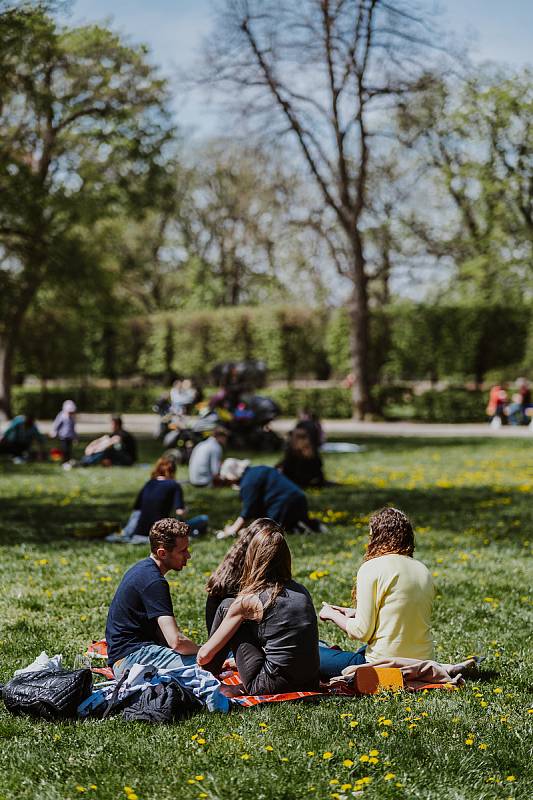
[
  {"xmin": 80, "ymin": 415, "xmax": 137, "ymax": 467},
  {"xmin": 0, "ymin": 414, "xmax": 45, "ymax": 461},
  {"xmin": 216, "ymin": 458, "xmax": 326, "ymax": 539},
  {"xmin": 197, "ymin": 519, "xmax": 320, "ymax": 694},
  {"xmin": 319, "ymin": 506, "xmax": 480, "ymax": 680},
  {"xmin": 204, "ymin": 518, "xmax": 355, "ymax": 678},
  {"xmin": 107, "ymin": 455, "xmax": 208, "ymax": 544},
  {"xmin": 188, "ymin": 426, "xmax": 229, "ymax": 487},
  {"xmin": 105, "ymin": 518, "xmax": 229, "ymax": 711},
  {"xmin": 277, "ymin": 427, "xmax": 326, "ymax": 488}
]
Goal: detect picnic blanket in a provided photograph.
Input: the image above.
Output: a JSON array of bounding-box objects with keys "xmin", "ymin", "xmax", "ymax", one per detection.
[{"xmin": 87, "ymin": 640, "xmax": 458, "ymax": 708}]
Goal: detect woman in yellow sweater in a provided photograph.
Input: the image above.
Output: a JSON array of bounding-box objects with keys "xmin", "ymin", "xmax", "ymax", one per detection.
[{"xmin": 319, "ymin": 507, "xmax": 475, "ymax": 679}]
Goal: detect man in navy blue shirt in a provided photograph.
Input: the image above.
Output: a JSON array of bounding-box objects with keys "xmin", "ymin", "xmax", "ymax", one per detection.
[
  {"xmin": 105, "ymin": 518, "xmax": 229, "ymax": 711},
  {"xmin": 217, "ymin": 459, "xmax": 326, "ymax": 538}
]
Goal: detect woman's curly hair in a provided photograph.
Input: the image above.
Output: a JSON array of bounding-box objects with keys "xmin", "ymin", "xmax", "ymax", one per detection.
[{"xmin": 364, "ymin": 507, "xmax": 415, "ymax": 561}]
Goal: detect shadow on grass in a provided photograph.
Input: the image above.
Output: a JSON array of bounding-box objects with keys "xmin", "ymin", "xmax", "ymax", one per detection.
[{"xmin": 1, "ymin": 482, "xmax": 530, "ymax": 547}]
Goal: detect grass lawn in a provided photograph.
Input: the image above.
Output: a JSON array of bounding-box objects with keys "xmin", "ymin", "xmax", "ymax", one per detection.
[{"xmin": 0, "ymin": 436, "xmax": 532, "ymax": 800}]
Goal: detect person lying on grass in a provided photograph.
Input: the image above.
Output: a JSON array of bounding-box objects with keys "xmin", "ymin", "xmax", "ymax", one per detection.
[
  {"xmin": 197, "ymin": 519, "xmax": 320, "ymax": 694},
  {"xmin": 319, "ymin": 506, "xmax": 479, "ymax": 680},
  {"xmin": 105, "ymin": 518, "xmax": 228, "ymax": 711}
]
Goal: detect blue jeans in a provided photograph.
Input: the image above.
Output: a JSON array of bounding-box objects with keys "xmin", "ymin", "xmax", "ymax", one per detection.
[
  {"xmin": 319, "ymin": 644, "xmax": 366, "ymax": 680},
  {"xmin": 113, "ymin": 644, "xmax": 229, "ymax": 712}
]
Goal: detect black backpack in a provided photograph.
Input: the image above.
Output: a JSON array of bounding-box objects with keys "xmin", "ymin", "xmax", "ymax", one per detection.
[
  {"xmin": 2, "ymin": 669, "xmax": 93, "ymax": 721},
  {"xmin": 120, "ymin": 680, "xmax": 203, "ymax": 723}
]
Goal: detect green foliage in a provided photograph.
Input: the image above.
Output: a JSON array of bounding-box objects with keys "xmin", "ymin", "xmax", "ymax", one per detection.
[
  {"xmin": 401, "ymin": 68, "xmax": 533, "ymax": 303},
  {"xmin": 0, "ymin": 2, "xmax": 175, "ymax": 412},
  {"xmin": 141, "ymin": 306, "xmax": 330, "ymax": 381},
  {"xmin": 383, "ymin": 303, "xmax": 531, "ymax": 384},
  {"xmin": 0, "ymin": 437, "xmax": 532, "ymax": 798},
  {"xmin": 12, "ymin": 385, "xmax": 166, "ymax": 417},
  {"xmin": 268, "ymin": 387, "xmax": 353, "ymax": 419},
  {"xmin": 409, "ymin": 389, "xmax": 486, "ymax": 423}
]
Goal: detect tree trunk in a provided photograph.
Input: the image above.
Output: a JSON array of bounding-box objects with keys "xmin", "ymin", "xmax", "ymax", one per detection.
[
  {"xmin": 0, "ymin": 333, "xmax": 15, "ymax": 419},
  {"xmin": 347, "ymin": 236, "xmax": 371, "ymax": 420}
]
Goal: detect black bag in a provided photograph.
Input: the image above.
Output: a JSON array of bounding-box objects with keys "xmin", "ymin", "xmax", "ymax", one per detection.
[
  {"xmin": 2, "ymin": 669, "xmax": 93, "ymax": 721},
  {"xmin": 121, "ymin": 680, "xmax": 203, "ymax": 723}
]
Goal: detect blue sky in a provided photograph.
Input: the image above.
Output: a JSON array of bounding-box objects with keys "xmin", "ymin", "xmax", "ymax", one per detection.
[{"xmin": 68, "ymin": 0, "xmax": 533, "ymax": 134}]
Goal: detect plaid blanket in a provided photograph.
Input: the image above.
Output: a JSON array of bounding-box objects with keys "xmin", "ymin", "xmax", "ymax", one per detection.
[{"xmin": 86, "ymin": 640, "xmax": 454, "ymax": 707}]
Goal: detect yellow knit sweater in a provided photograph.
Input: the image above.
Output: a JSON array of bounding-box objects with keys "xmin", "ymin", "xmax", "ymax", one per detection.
[{"xmin": 345, "ymin": 554, "xmax": 434, "ymax": 663}]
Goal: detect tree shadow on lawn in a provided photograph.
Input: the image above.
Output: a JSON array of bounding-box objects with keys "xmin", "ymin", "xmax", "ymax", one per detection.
[{"xmin": 1, "ymin": 483, "xmax": 530, "ymax": 547}]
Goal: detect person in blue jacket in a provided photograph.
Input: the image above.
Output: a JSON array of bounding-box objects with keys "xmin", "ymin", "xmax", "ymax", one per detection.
[{"xmin": 216, "ymin": 458, "xmax": 326, "ymax": 539}]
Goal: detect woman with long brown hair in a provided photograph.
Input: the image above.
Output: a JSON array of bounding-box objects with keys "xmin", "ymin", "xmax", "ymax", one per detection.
[
  {"xmin": 277, "ymin": 427, "xmax": 326, "ymax": 488},
  {"xmin": 198, "ymin": 519, "xmax": 320, "ymax": 694}
]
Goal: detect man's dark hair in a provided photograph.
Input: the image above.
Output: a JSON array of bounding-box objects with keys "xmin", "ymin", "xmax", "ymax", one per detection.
[
  {"xmin": 214, "ymin": 426, "xmax": 229, "ymax": 439},
  {"xmin": 111, "ymin": 415, "xmax": 123, "ymax": 427},
  {"xmin": 149, "ymin": 518, "xmax": 189, "ymax": 554}
]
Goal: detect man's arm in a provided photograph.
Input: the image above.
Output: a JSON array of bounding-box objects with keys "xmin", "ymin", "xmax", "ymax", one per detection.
[{"xmin": 157, "ymin": 615, "xmax": 199, "ymax": 655}]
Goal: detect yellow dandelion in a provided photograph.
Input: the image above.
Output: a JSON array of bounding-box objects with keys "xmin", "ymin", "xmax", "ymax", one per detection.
[
  {"xmin": 465, "ymin": 738, "xmax": 474, "ymax": 746},
  {"xmin": 369, "ymin": 749, "xmax": 379, "ymax": 756},
  {"xmin": 265, "ymin": 745, "xmax": 274, "ymax": 752},
  {"xmin": 343, "ymin": 759, "xmax": 354, "ymax": 768},
  {"xmin": 478, "ymin": 744, "xmax": 488, "ymax": 750},
  {"xmin": 359, "ymin": 754, "xmax": 370, "ymax": 763},
  {"xmin": 368, "ymin": 757, "xmax": 378, "ymax": 764},
  {"xmin": 341, "ymin": 784, "xmax": 352, "ymax": 791},
  {"xmin": 506, "ymin": 776, "xmax": 516, "ymax": 782},
  {"xmin": 323, "ymin": 752, "xmax": 334, "ymax": 760},
  {"xmin": 197, "ymin": 738, "xmax": 206, "ymax": 745},
  {"xmin": 384, "ymin": 773, "xmax": 396, "ymax": 781},
  {"xmin": 329, "ymin": 779, "xmax": 339, "ymax": 785},
  {"xmin": 241, "ymin": 753, "xmax": 251, "ymax": 760},
  {"xmin": 493, "ymin": 687, "xmax": 503, "ymax": 694},
  {"xmin": 75, "ymin": 789, "xmax": 86, "ymax": 794},
  {"xmin": 307, "ymin": 751, "xmax": 315, "ymax": 756},
  {"xmin": 381, "ymin": 731, "xmax": 389, "ymax": 738},
  {"xmin": 349, "ymin": 720, "xmax": 359, "ymax": 728},
  {"xmin": 195, "ymin": 776, "xmax": 205, "ymax": 781}
]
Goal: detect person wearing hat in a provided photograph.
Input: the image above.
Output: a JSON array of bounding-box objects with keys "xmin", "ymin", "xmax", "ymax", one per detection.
[
  {"xmin": 188, "ymin": 426, "xmax": 229, "ymax": 487},
  {"xmin": 217, "ymin": 458, "xmax": 326, "ymax": 539},
  {"xmin": 51, "ymin": 399, "xmax": 77, "ymax": 464}
]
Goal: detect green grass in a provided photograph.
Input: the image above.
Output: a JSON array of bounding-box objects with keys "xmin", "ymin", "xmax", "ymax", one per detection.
[{"xmin": 0, "ymin": 436, "xmax": 532, "ymax": 800}]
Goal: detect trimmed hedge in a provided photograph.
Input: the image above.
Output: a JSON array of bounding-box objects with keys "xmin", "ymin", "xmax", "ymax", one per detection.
[
  {"xmin": 268, "ymin": 387, "xmax": 353, "ymax": 419},
  {"xmin": 12, "ymin": 385, "xmax": 167, "ymax": 418},
  {"xmin": 410, "ymin": 388, "xmax": 486, "ymax": 423},
  {"xmin": 13, "ymin": 383, "xmax": 487, "ymax": 423}
]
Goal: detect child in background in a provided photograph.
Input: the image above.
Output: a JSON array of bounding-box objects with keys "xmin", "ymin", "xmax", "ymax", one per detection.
[{"xmin": 51, "ymin": 400, "xmax": 77, "ymax": 466}]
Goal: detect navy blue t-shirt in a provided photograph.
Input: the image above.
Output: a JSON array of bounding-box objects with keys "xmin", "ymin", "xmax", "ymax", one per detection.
[
  {"xmin": 105, "ymin": 557, "xmax": 174, "ymax": 665},
  {"xmin": 240, "ymin": 466, "xmax": 305, "ymax": 520},
  {"xmin": 133, "ymin": 478, "xmax": 184, "ymax": 537}
]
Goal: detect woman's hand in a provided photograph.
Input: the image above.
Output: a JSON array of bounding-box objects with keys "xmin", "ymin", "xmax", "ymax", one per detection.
[
  {"xmin": 319, "ymin": 602, "xmax": 336, "ymax": 622},
  {"xmin": 329, "ymin": 604, "xmax": 356, "ymax": 618},
  {"xmin": 196, "ymin": 644, "xmax": 211, "ymax": 666}
]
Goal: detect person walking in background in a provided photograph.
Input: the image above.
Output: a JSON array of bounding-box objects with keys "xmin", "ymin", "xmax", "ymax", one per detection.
[
  {"xmin": 51, "ymin": 400, "xmax": 77, "ymax": 465},
  {"xmin": 188, "ymin": 426, "xmax": 229, "ymax": 487}
]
